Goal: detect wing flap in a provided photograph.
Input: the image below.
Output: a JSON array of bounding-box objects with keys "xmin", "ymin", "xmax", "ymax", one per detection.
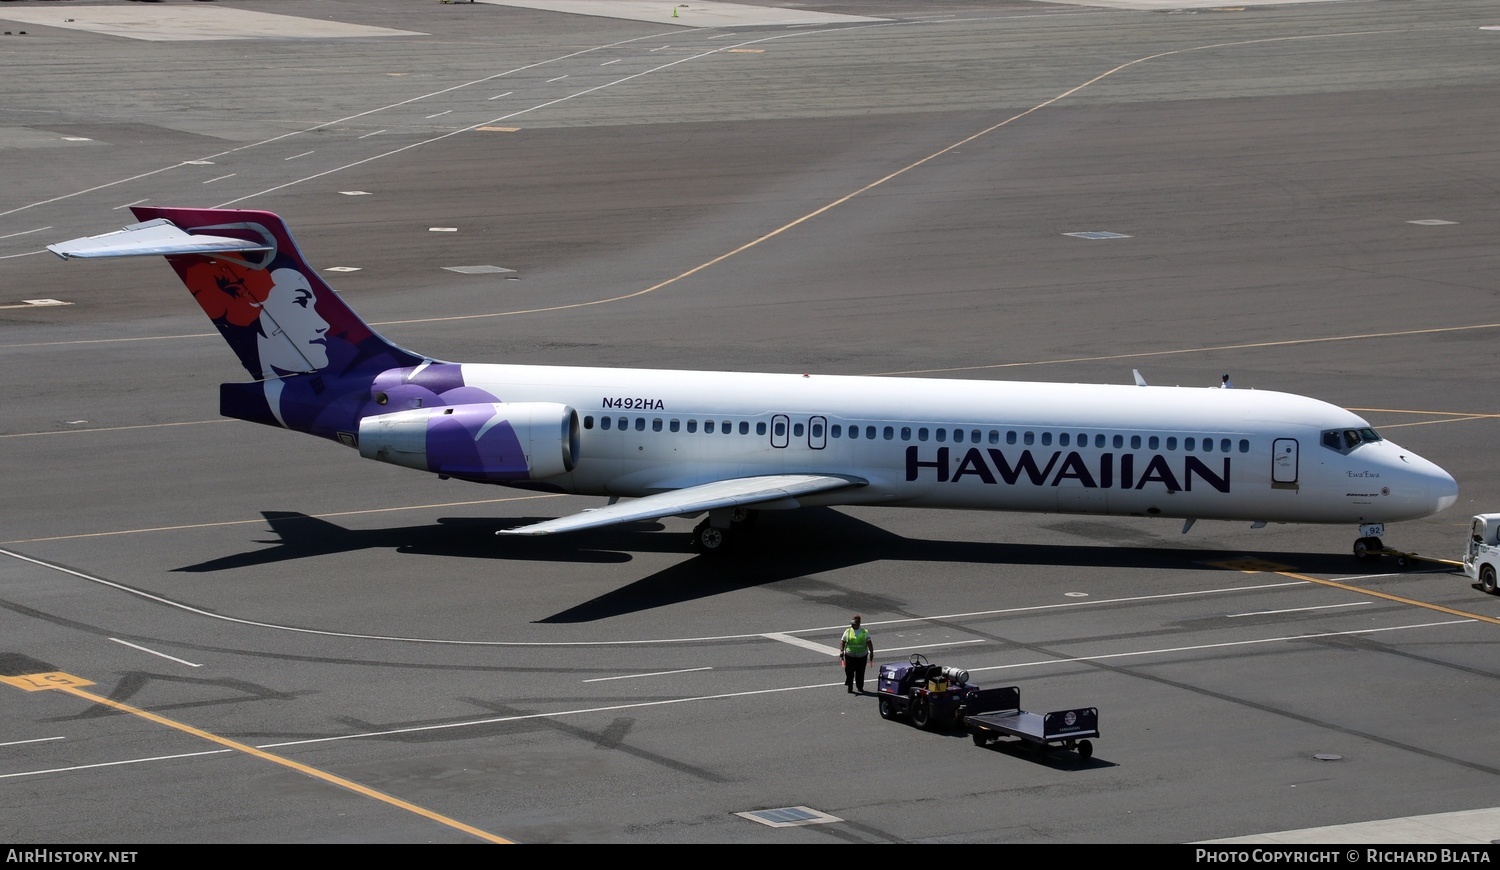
[
  {"xmin": 497, "ymin": 473, "xmax": 866, "ymax": 536},
  {"xmin": 47, "ymin": 218, "xmax": 273, "ymax": 260}
]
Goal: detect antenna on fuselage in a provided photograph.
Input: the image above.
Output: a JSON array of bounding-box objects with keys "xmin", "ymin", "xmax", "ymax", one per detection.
[{"xmin": 1132, "ymin": 369, "xmax": 1148, "ymax": 387}]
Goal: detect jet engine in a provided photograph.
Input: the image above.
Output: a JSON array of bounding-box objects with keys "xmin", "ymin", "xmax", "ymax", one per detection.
[{"xmin": 357, "ymin": 402, "xmax": 579, "ymax": 482}]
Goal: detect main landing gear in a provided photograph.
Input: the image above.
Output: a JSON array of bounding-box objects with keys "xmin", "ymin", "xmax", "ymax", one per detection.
[{"xmin": 690, "ymin": 508, "xmax": 757, "ymax": 554}]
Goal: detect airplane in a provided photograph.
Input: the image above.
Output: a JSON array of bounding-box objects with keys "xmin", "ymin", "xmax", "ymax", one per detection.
[{"xmin": 48, "ymin": 207, "xmax": 1458, "ymax": 557}]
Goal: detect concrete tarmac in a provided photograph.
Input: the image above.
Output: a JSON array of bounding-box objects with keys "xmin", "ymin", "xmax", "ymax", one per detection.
[{"xmin": 2, "ymin": 0, "xmax": 1499, "ymax": 845}]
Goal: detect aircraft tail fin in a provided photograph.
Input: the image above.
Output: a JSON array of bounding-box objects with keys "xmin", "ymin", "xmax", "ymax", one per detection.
[{"xmin": 49, "ymin": 207, "xmax": 424, "ymax": 381}]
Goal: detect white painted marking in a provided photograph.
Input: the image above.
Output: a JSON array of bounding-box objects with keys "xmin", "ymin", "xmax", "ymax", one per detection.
[
  {"xmin": 488, "ymin": 91, "xmax": 513, "ymax": 100},
  {"xmin": 338, "ymin": 190, "xmax": 372, "ymax": 196},
  {"xmin": 357, "ymin": 130, "xmax": 385, "ymax": 139},
  {"xmin": 0, "ymin": 736, "xmax": 65, "ymax": 748},
  {"xmin": 184, "ymin": 160, "xmax": 214, "ymax": 165},
  {"xmin": 706, "ymin": 34, "xmax": 731, "ymax": 40},
  {"xmin": 110, "ymin": 638, "xmax": 201, "ymax": 667},
  {"xmin": 1407, "ymin": 219, "xmax": 1456, "ymax": 226},
  {"xmin": 763, "ymin": 632, "xmax": 839, "ymax": 656},
  {"xmin": 426, "ymin": 110, "xmax": 451, "ymax": 118},
  {"xmin": 0, "ymin": 226, "xmax": 51, "ymax": 239},
  {"xmin": 114, "ymin": 199, "xmax": 149, "ymax": 209},
  {"xmin": 325, "ymin": 266, "xmax": 361, "ymax": 272},
  {"xmin": 1064, "ymin": 591, "xmax": 1089, "ymax": 598},
  {"xmin": 880, "ymin": 640, "xmax": 984, "ymax": 654},
  {"xmin": 583, "ymin": 667, "xmax": 712, "ymax": 683},
  {"xmin": 546, "ymin": 75, "xmax": 569, "ymax": 82},
  {"xmin": 284, "ymin": 150, "xmax": 315, "ymax": 161},
  {"xmin": 650, "ymin": 45, "xmax": 670, "ymax": 51},
  {"xmin": 65, "ymin": 420, "xmax": 87, "ymax": 425},
  {"xmin": 202, "ymin": 174, "xmax": 236, "ymax": 184},
  {"xmin": 600, "ymin": 59, "xmax": 621, "ymax": 66},
  {"xmin": 61, "ymin": 136, "xmax": 91, "ymax": 142},
  {"xmin": 1227, "ymin": 602, "xmax": 1371, "ymax": 618},
  {"xmin": 21, "ymin": 299, "xmax": 69, "ymax": 307},
  {"xmin": 429, "ymin": 227, "xmax": 458, "ymax": 233},
  {"xmin": 0, "ymin": 750, "xmax": 233, "ymax": 781}
]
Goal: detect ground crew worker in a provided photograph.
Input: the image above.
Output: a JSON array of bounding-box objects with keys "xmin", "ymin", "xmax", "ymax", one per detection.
[{"xmin": 840, "ymin": 614, "xmax": 874, "ymax": 694}]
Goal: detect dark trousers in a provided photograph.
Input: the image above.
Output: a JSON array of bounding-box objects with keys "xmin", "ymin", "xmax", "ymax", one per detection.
[{"xmin": 844, "ymin": 654, "xmax": 869, "ymax": 691}]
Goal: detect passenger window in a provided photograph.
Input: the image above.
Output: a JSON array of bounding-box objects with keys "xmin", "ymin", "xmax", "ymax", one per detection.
[
  {"xmin": 832, "ymin": 424, "xmax": 842, "ymax": 438},
  {"xmin": 884, "ymin": 426, "xmax": 894, "ymax": 440},
  {"xmin": 849, "ymin": 426, "xmax": 859, "ymax": 440},
  {"xmin": 1185, "ymin": 437, "xmax": 1196, "ymax": 450},
  {"xmin": 1238, "ymin": 439, "xmax": 1249, "ymax": 453},
  {"xmin": 918, "ymin": 428, "xmax": 929, "ymax": 442},
  {"xmin": 953, "ymin": 429, "xmax": 965, "ymax": 444},
  {"xmin": 936, "ymin": 428, "xmax": 947, "ymax": 443},
  {"xmin": 867, "ymin": 426, "xmax": 877, "ymax": 440},
  {"xmin": 688, "ymin": 420, "xmax": 698, "ymax": 433},
  {"xmin": 902, "ymin": 426, "xmax": 912, "ymax": 440},
  {"xmin": 1112, "ymin": 434, "xmax": 1123, "ymax": 449},
  {"xmin": 1023, "ymin": 431, "xmax": 1034, "ymax": 446},
  {"xmin": 988, "ymin": 430, "xmax": 999, "ymax": 444},
  {"xmin": 1007, "ymin": 431, "xmax": 1018, "ymax": 445},
  {"xmin": 722, "ymin": 421, "xmax": 731, "ymax": 434},
  {"xmin": 794, "ymin": 423, "xmax": 805, "ymax": 437},
  {"xmin": 706, "ymin": 420, "xmax": 716, "ymax": 434},
  {"xmin": 1040, "ymin": 432, "xmax": 1052, "ymax": 446},
  {"xmin": 652, "ymin": 418, "xmax": 662, "ymax": 432},
  {"xmin": 600, "ymin": 416, "xmax": 612, "ymax": 430},
  {"xmin": 757, "ymin": 422, "xmax": 767, "ymax": 436},
  {"xmin": 617, "ymin": 417, "xmax": 627, "ymax": 430},
  {"xmin": 635, "ymin": 418, "xmax": 645, "ymax": 431},
  {"xmin": 773, "ymin": 420, "xmax": 785, "ymax": 436},
  {"xmin": 811, "ymin": 422, "xmax": 824, "ymax": 438},
  {"xmin": 1203, "ymin": 438, "xmax": 1214, "ymax": 452},
  {"xmin": 1060, "ymin": 433, "xmax": 1070, "ymax": 447},
  {"xmin": 584, "ymin": 416, "xmax": 595, "ymax": 429},
  {"xmin": 739, "ymin": 421, "xmax": 749, "ymax": 435},
  {"xmin": 1148, "ymin": 436, "xmax": 1159, "ymax": 450},
  {"xmin": 670, "ymin": 419, "xmax": 680, "ymax": 432},
  {"xmin": 1221, "ymin": 438, "xmax": 1231, "ymax": 453},
  {"xmin": 1130, "ymin": 435, "xmax": 1141, "ymax": 449},
  {"xmin": 1166, "ymin": 437, "xmax": 1177, "ymax": 450},
  {"xmin": 1095, "ymin": 434, "xmax": 1106, "ymax": 448}
]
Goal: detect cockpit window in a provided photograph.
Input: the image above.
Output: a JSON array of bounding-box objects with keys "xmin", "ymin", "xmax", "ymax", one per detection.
[{"xmin": 1320, "ymin": 427, "xmax": 1383, "ymax": 455}]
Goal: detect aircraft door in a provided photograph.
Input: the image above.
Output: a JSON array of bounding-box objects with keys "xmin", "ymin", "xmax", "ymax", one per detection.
[
  {"xmin": 1272, "ymin": 438, "xmax": 1299, "ymax": 487},
  {"xmin": 809, "ymin": 416, "xmax": 827, "ymax": 449},
  {"xmin": 771, "ymin": 414, "xmax": 789, "ymax": 448}
]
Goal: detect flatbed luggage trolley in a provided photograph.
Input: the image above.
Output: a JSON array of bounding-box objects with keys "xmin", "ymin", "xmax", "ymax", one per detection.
[{"xmin": 960, "ymin": 686, "xmax": 1099, "ymax": 761}]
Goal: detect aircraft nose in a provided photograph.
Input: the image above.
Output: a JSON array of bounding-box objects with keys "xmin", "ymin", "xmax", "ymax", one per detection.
[{"xmin": 1397, "ymin": 449, "xmax": 1458, "ymax": 516}]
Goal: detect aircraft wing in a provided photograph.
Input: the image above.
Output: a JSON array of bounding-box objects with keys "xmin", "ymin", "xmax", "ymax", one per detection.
[{"xmin": 497, "ymin": 473, "xmax": 866, "ymax": 536}]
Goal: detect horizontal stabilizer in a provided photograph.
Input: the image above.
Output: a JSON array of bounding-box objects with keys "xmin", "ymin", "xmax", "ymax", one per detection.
[
  {"xmin": 47, "ymin": 218, "xmax": 273, "ymax": 260},
  {"xmin": 498, "ymin": 473, "xmax": 866, "ymax": 536}
]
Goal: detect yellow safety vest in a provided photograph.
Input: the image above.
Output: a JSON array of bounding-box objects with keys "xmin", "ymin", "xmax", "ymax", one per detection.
[{"xmin": 842, "ymin": 627, "xmax": 870, "ymax": 657}]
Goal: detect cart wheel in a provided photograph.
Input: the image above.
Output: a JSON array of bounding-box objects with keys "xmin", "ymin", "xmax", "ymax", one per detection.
[
  {"xmin": 1077, "ymin": 739, "xmax": 1093, "ymax": 761},
  {"xmin": 910, "ymin": 698, "xmax": 933, "ymax": 730},
  {"xmin": 971, "ymin": 732, "xmax": 987, "ymax": 747},
  {"xmin": 1482, "ymin": 565, "xmax": 1498, "ymax": 596},
  {"xmin": 878, "ymin": 697, "xmax": 895, "ymax": 720},
  {"xmin": 1396, "ymin": 555, "xmax": 1410, "ymax": 569}
]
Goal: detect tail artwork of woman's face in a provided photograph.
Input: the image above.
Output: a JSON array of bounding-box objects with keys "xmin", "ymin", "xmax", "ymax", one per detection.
[{"xmin": 182, "ymin": 259, "xmax": 329, "ymax": 378}]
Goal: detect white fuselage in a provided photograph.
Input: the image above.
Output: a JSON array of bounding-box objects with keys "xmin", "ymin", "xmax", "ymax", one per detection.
[{"xmin": 451, "ymin": 364, "xmax": 1457, "ymax": 525}]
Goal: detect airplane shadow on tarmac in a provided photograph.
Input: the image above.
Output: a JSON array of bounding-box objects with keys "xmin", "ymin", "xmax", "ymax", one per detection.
[{"xmin": 171, "ymin": 508, "xmax": 1387, "ymax": 623}]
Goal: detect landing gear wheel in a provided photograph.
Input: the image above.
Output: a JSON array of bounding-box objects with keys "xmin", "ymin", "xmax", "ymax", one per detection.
[
  {"xmin": 691, "ymin": 519, "xmax": 726, "ymax": 554},
  {"xmin": 1077, "ymin": 739, "xmax": 1094, "ymax": 761},
  {"xmin": 910, "ymin": 697, "xmax": 933, "ymax": 730},
  {"xmin": 1482, "ymin": 565, "xmax": 1498, "ymax": 595},
  {"xmin": 1353, "ymin": 536, "xmax": 1382, "ymax": 561},
  {"xmin": 878, "ymin": 697, "xmax": 895, "ymax": 720},
  {"xmin": 729, "ymin": 507, "xmax": 758, "ymax": 525}
]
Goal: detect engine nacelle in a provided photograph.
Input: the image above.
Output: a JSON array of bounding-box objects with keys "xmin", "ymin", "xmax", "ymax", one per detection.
[{"xmin": 357, "ymin": 402, "xmax": 579, "ymax": 482}]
